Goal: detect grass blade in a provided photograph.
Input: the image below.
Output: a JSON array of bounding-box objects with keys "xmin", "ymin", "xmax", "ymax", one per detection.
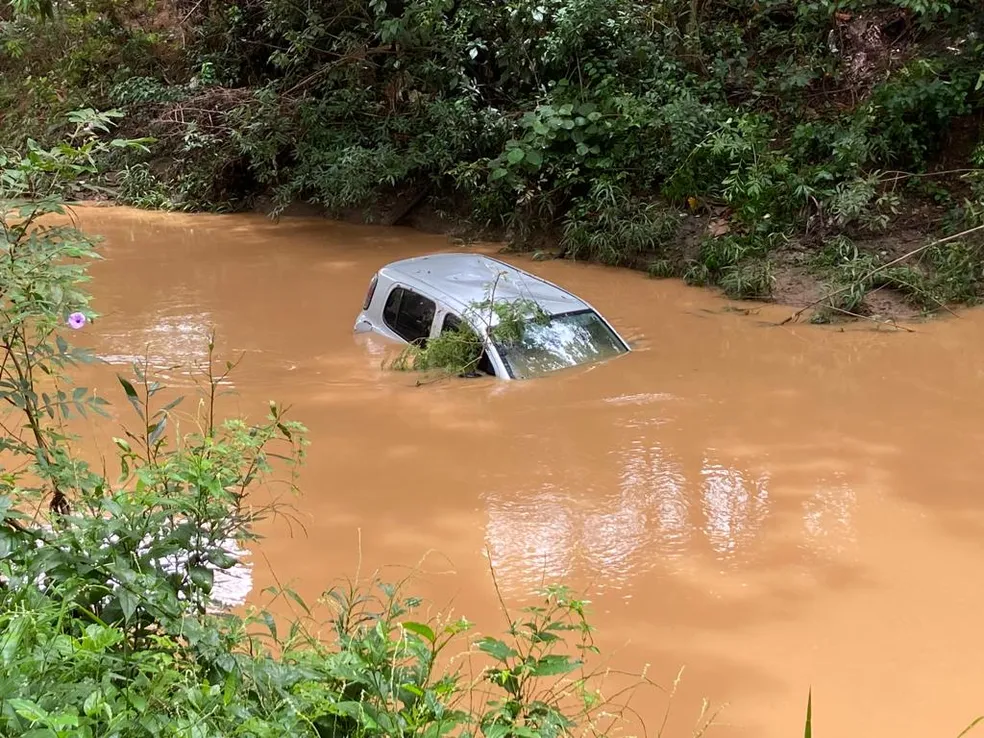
[{"xmin": 804, "ymin": 688, "xmax": 812, "ymax": 738}]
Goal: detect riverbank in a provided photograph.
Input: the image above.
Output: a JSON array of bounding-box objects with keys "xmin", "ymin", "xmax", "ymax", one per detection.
[
  {"xmin": 69, "ymin": 191, "xmax": 964, "ymax": 328},
  {"xmin": 4, "ymin": 0, "xmax": 984, "ymax": 324}
]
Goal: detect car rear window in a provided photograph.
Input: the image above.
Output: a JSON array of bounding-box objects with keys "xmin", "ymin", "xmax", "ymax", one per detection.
[{"xmin": 383, "ymin": 286, "xmax": 436, "ymax": 343}]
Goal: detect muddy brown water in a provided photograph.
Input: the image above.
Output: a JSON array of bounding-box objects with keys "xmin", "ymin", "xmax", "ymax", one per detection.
[{"xmin": 66, "ymin": 206, "xmax": 984, "ymax": 738}]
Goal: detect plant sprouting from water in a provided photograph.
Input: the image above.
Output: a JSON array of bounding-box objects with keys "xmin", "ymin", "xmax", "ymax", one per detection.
[{"xmin": 390, "ymin": 269, "xmax": 549, "ymax": 378}]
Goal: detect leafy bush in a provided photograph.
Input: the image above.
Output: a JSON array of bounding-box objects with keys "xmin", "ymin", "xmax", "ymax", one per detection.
[
  {"xmin": 117, "ymin": 163, "xmax": 175, "ymax": 209},
  {"xmin": 562, "ymin": 181, "xmax": 680, "ymax": 265}
]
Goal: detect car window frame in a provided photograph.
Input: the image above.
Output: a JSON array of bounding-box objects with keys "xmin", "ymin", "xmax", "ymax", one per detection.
[{"xmin": 382, "ymin": 285, "xmax": 438, "ymax": 344}]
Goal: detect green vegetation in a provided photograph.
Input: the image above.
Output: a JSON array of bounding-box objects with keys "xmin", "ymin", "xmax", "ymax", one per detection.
[
  {"xmin": 4, "ymin": 1, "xmax": 984, "ymax": 315},
  {"xmin": 1, "ymin": 118, "xmax": 646, "ymax": 738},
  {"xmin": 391, "ymin": 288, "xmax": 549, "ymax": 377}
]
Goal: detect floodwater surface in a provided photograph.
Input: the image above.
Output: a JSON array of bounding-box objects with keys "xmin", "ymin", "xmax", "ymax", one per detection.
[{"xmin": 72, "ymin": 206, "xmax": 984, "ymax": 738}]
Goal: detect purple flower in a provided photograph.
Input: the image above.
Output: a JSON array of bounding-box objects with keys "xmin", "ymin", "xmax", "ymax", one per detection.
[{"xmin": 67, "ymin": 312, "xmax": 87, "ymax": 330}]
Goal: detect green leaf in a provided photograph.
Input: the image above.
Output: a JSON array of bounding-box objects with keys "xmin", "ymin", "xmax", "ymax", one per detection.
[
  {"xmin": 260, "ymin": 611, "xmax": 278, "ymax": 640},
  {"xmin": 22, "ymin": 729, "xmax": 57, "ymax": 738},
  {"xmin": 148, "ymin": 416, "xmax": 167, "ymax": 446},
  {"xmin": 161, "ymin": 396, "xmax": 184, "ymax": 412},
  {"xmin": 804, "ymin": 688, "xmax": 812, "ymax": 738},
  {"xmin": 117, "ymin": 376, "xmax": 144, "ymax": 420},
  {"xmin": 205, "ymin": 549, "xmax": 237, "ymax": 569},
  {"xmin": 1, "ymin": 615, "xmax": 28, "ymax": 664},
  {"xmin": 9, "ymin": 699, "xmax": 49, "ymax": 723},
  {"xmin": 117, "ymin": 588, "xmax": 138, "ymax": 623},
  {"xmin": 476, "ymin": 637, "xmax": 517, "ymax": 662},
  {"xmin": 190, "ymin": 564, "xmax": 214, "ymax": 594},
  {"xmin": 506, "ymin": 148, "xmax": 525, "ymax": 165},
  {"xmin": 402, "ymin": 621, "xmax": 436, "ymax": 643},
  {"xmin": 83, "ymin": 691, "xmax": 101, "ymax": 717},
  {"xmin": 284, "ymin": 587, "xmax": 311, "ymax": 615},
  {"xmin": 525, "ymin": 150, "xmax": 543, "ymax": 167},
  {"xmin": 530, "ymin": 654, "xmax": 580, "ymax": 676}
]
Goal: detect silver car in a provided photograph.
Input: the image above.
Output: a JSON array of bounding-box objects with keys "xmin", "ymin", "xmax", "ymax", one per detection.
[{"xmin": 354, "ymin": 254, "xmax": 629, "ymax": 379}]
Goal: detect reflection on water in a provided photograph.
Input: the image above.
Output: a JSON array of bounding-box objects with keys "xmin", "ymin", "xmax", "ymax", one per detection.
[
  {"xmin": 483, "ymin": 448, "xmax": 776, "ymax": 595},
  {"xmin": 99, "ymin": 310, "xmax": 224, "ymax": 379},
  {"xmin": 701, "ymin": 460, "xmax": 771, "ymax": 558},
  {"xmin": 802, "ymin": 476, "xmax": 857, "ymax": 556},
  {"xmin": 72, "ymin": 206, "xmax": 984, "ymax": 738}
]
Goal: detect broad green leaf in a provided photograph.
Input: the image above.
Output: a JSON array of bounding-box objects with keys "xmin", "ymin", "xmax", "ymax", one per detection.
[
  {"xmin": 530, "ymin": 654, "xmax": 580, "ymax": 677},
  {"xmin": 9, "ymin": 699, "xmax": 49, "ymax": 723},
  {"xmin": 476, "ymin": 637, "xmax": 517, "ymax": 662},
  {"xmin": 506, "ymin": 148, "xmax": 525, "ymax": 165},
  {"xmin": 205, "ymin": 549, "xmax": 237, "ymax": 569},
  {"xmin": 484, "ymin": 724, "xmax": 511, "ymax": 738},
  {"xmin": 83, "ymin": 691, "xmax": 101, "ymax": 717},
  {"xmin": 402, "ymin": 621, "xmax": 436, "ymax": 643},
  {"xmin": 190, "ymin": 564, "xmax": 214, "ymax": 594},
  {"xmin": 117, "ymin": 587, "xmax": 138, "ymax": 623}
]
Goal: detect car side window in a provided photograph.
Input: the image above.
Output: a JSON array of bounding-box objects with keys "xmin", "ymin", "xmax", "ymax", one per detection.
[
  {"xmin": 441, "ymin": 313, "xmax": 495, "ymax": 376},
  {"xmin": 441, "ymin": 313, "xmax": 463, "ymax": 333},
  {"xmin": 383, "ymin": 287, "xmax": 436, "ymax": 344}
]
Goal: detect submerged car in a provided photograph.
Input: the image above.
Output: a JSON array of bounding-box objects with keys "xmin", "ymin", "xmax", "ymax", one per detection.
[{"xmin": 354, "ymin": 253, "xmax": 629, "ymax": 379}]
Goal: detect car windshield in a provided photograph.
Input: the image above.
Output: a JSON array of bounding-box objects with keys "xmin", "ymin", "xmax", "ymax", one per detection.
[{"xmin": 494, "ymin": 309, "xmax": 627, "ymax": 379}]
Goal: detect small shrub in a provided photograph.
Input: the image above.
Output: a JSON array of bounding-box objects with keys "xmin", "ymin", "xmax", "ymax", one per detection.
[
  {"xmin": 647, "ymin": 258, "xmax": 676, "ymax": 279},
  {"xmin": 561, "ymin": 182, "xmax": 679, "ymax": 265},
  {"xmin": 719, "ymin": 261, "xmax": 774, "ymax": 300},
  {"xmin": 117, "ymin": 163, "xmax": 174, "ymax": 209},
  {"xmin": 683, "ymin": 261, "xmax": 711, "ymax": 286}
]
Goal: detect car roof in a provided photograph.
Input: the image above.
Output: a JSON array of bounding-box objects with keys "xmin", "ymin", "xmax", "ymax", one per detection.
[{"xmin": 379, "ymin": 253, "xmax": 590, "ymax": 318}]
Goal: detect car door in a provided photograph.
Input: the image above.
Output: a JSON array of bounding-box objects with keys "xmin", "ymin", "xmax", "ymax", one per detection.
[{"xmin": 381, "ymin": 286, "xmax": 438, "ymax": 345}]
